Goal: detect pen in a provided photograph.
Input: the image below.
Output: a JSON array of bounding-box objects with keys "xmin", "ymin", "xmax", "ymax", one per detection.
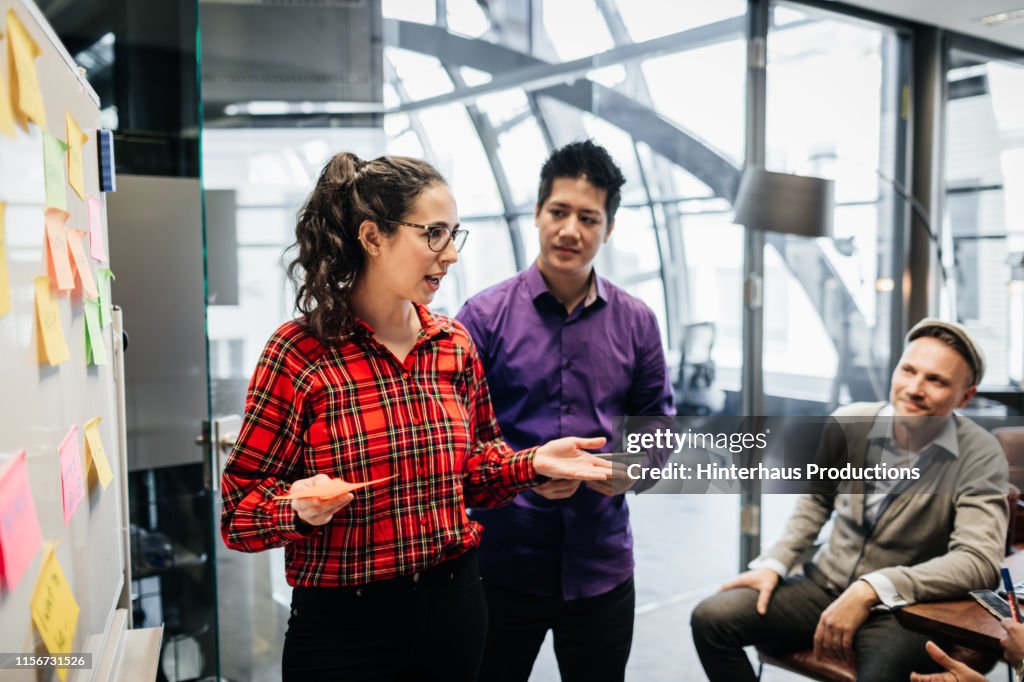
[{"xmin": 1002, "ymin": 567, "xmax": 1021, "ymax": 623}]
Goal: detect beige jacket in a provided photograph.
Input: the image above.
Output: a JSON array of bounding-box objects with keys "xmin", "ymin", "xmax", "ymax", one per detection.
[{"xmin": 759, "ymin": 402, "xmax": 1009, "ymax": 606}]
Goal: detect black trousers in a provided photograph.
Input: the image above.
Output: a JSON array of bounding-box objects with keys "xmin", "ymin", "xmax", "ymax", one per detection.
[
  {"xmin": 691, "ymin": 573, "xmax": 946, "ymax": 682},
  {"xmin": 282, "ymin": 549, "xmax": 487, "ymax": 682},
  {"xmin": 478, "ymin": 577, "xmax": 635, "ymax": 682}
]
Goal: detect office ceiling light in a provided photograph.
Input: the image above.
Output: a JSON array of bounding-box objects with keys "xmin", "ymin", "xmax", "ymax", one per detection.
[
  {"xmin": 732, "ymin": 167, "xmax": 834, "ymax": 238},
  {"xmin": 975, "ymin": 8, "xmax": 1024, "ymax": 25}
]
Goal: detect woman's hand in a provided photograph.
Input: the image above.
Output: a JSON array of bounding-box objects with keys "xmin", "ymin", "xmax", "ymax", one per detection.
[
  {"xmin": 533, "ymin": 437, "xmax": 613, "ymax": 481},
  {"xmin": 289, "ymin": 474, "xmax": 354, "ymax": 526}
]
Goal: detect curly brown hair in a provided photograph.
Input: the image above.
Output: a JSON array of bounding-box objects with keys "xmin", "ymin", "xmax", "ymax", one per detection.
[{"xmin": 287, "ymin": 152, "xmax": 446, "ymax": 342}]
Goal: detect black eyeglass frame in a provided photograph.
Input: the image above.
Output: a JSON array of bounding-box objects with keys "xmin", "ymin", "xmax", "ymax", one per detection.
[{"xmin": 376, "ymin": 218, "xmax": 468, "ymax": 253}]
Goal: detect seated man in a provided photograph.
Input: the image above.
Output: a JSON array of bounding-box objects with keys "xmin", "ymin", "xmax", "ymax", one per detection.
[
  {"xmin": 691, "ymin": 319, "xmax": 1009, "ymax": 682},
  {"xmin": 912, "ymin": 620, "xmax": 1024, "ymax": 681}
]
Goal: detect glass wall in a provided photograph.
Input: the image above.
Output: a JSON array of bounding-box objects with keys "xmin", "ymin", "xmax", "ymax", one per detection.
[{"xmin": 944, "ymin": 46, "xmax": 1024, "ymax": 388}]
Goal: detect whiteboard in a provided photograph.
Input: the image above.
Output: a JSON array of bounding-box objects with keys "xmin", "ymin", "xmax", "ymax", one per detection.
[{"xmin": 0, "ymin": 0, "xmax": 126, "ymax": 680}]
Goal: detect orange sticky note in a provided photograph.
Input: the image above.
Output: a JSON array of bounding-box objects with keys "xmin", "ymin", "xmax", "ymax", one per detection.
[
  {"xmin": 83, "ymin": 418, "xmax": 113, "ymax": 489},
  {"xmin": 66, "ymin": 228, "xmax": 98, "ymax": 299},
  {"xmin": 44, "ymin": 208, "xmax": 74, "ymax": 291},
  {"xmin": 275, "ymin": 475, "xmax": 396, "ymax": 500},
  {"xmin": 0, "ymin": 30, "xmax": 14, "ymax": 138},
  {"xmin": 66, "ymin": 113, "xmax": 87, "ymax": 200},
  {"xmin": 6, "ymin": 9, "xmax": 45, "ymax": 130},
  {"xmin": 87, "ymin": 196, "xmax": 107, "ymax": 261},
  {"xmin": 30, "ymin": 546, "xmax": 79, "ymax": 681},
  {"xmin": 0, "ymin": 450, "xmax": 43, "ymax": 591},
  {"xmin": 34, "ymin": 275, "xmax": 69, "ymax": 366},
  {"xmin": 0, "ymin": 202, "xmax": 10, "ymax": 318},
  {"xmin": 59, "ymin": 426, "xmax": 84, "ymax": 524}
]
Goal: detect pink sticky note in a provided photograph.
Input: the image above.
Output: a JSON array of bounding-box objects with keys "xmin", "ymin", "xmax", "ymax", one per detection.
[
  {"xmin": 59, "ymin": 426, "xmax": 84, "ymax": 525},
  {"xmin": 87, "ymin": 196, "xmax": 107, "ymax": 262},
  {"xmin": 0, "ymin": 450, "xmax": 43, "ymax": 591},
  {"xmin": 44, "ymin": 209, "xmax": 75, "ymax": 291},
  {"xmin": 66, "ymin": 229, "xmax": 98, "ymax": 299}
]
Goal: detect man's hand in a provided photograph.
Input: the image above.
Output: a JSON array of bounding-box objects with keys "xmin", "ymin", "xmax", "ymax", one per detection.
[
  {"xmin": 717, "ymin": 568, "xmax": 780, "ymax": 616},
  {"xmin": 533, "ymin": 437, "xmax": 613, "ymax": 481},
  {"xmin": 533, "ymin": 479, "xmax": 581, "ymax": 500},
  {"xmin": 1000, "ymin": 618, "xmax": 1024, "ymax": 665},
  {"xmin": 586, "ymin": 460, "xmax": 634, "ymax": 496},
  {"xmin": 812, "ymin": 580, "xmax": 877, "ymax": 665},
  {"xmin": 909, "ymin": 641, "xmax": 987, "ymax": 682},
  {"xmin": 289, "ymin": 474, "xmax": 354, "ymax": 526}
]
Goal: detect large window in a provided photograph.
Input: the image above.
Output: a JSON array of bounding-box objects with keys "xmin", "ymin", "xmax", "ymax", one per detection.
[{"xmin": 944, "ymin": 47, "xmax": 1024, "ymax": 387}]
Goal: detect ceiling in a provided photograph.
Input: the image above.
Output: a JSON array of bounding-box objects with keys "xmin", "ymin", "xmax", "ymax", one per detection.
[{"xmin": 837, "ymin": 0, "xmax": 1024, "ymax": 52}]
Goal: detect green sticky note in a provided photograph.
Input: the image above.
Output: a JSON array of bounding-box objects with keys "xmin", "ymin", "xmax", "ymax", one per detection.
[
  {"xmin": 84, "ymin": 298, "xmax": 107, "ymax": 365},
  {"xmin": 43, "ymin": 132, "xmax": 69, "ymax": 211},
  {"xmin": 95, "ymin": 267, "xmax": 114, "ymax": 328}
]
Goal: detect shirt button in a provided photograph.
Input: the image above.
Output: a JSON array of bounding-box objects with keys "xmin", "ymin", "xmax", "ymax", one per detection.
[
  {"xmin": 402, "ymin": 372, "xmax": 410, "ymax": 379},
  {"xmin": 565, "ymin": 360, "xmax": 572, "ymax": 370},
  {"xmin": 411, "ymin": 415, "xmax": 420, "ymax": 425},
  {"xmin": 565, "ymin": 405, "xmax": 573, "ymax": 415},
  {"xmin": 420, "ymin": 516, "xmax": 428, "ymax": 526},
  {"xmin": 417, "ymin": 468, "xmax": 426, "ymax": 476}
]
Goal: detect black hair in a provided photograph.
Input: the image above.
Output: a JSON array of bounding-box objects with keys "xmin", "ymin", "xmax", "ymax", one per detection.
[
  {"xmin": 287, "ymin": 152, "xmax": 446, "ymax": 342},
  {"xmin": 536, "ymin": 140, "xmax": 626, "ymax": 221}
]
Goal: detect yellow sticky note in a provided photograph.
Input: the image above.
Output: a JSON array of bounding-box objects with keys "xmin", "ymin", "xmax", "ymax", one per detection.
[
  {"xmin": 0, "ymin": 202, "xmax": 9, "ymax": 318},
  {"xmin": 66, "ymin": 228, "xmax": 98, "ymax": 299},
  {"xmin": 83, "ymin": 417, "xmax": 113, "ymax": 489},
  {"xmin": 66, "ymin": 113, "xmax": 88, "ymax": 200},
  {"xmin": 0, "ymin": 30, "xmax": 14, "ymax": 138},
  {"xmin": 45, "ymin": 208, "xmax": 75, "ymax": 291},
  {"xmin": 6, "ymin": 9, "xmax": 45, "ymax": 131},
  {"xmin": 34, "ymin": 275, "xmax": 69, "ymax": 366},
  {"xmin": 30, "ymin": 546, "xmax": 80, "ymax": 681}
]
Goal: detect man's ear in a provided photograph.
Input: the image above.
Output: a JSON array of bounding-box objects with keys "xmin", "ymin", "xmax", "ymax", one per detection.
[
  {"xmin": 358, "ymin": 219, "xmax": 384, "ymax": 256},
  {"xmin": 604, "ymin": 219, "xmax": 616, "ymax": 243},
  {"xmin": 957, "ymin": 384, "xmax": 978, "ymax": 409}
]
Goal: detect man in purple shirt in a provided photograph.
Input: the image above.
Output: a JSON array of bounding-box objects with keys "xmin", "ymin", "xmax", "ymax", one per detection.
[{"xmin": 457, "ymin": 140, "xmax": 675, "ymax": 681}]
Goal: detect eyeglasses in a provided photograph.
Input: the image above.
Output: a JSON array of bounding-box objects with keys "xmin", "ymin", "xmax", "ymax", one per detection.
[{"xmin": 378, "ymin": 218, "xmax": 468, "ymax": 253}]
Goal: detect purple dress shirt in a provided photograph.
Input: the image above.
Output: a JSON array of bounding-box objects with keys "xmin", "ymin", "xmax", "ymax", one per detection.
[{"xmin": 456, "ymin": 263, "xmax": 675, "ymax": 600}]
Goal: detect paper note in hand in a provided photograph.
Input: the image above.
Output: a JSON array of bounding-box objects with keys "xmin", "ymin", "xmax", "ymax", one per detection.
[
  {"xmin": 276, "ymin": 475, "xmax": 396, "ymax": 500},
  {"xmin": 0, "ymin": 450, "xmax": 43, "ymax": 591},
  {"xmin": 30, "ymin": 546, "xmax": 80, "ymax": 682}
]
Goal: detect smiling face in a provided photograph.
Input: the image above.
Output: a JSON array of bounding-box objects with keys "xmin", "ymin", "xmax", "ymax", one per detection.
[
  {"xmin": 367, "ymin": 183, "xmax": 459, "ymax": 305},
  {"xmin": 889, "ymin": 336, "xmax": 977, "ymax": 418},
  {"xmin": 535, "ymin": 176, "xmax": 614, "ymax": 279}
]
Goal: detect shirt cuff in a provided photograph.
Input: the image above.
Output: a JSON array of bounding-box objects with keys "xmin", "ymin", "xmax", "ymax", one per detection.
[
  {"xmin": 747, "ymin": 556, "xmax": 788, "ymax": 578},
  {"xmin": 272, "ymin": 497, "xmax": 321, "ymax": 541},
  {"xmin": 859, "ymin": 572, "xmax": 906, "ymax": 608},
  {"xmin": 505, "ymin": 447, "xmax": 544, "ymax": 488}
]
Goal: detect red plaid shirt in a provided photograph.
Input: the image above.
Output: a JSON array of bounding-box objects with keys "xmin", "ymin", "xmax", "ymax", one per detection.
[{"xmin": 220, "ymin": 304, "xmax": 541, "ymax": 587}]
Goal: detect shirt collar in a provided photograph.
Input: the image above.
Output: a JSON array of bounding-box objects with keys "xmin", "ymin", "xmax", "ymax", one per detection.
[
  {"xmin": 344, "ymin": 303, "xmax": 453, "ymax": 342},
  {"xmin": 525, "ymin": 261, "xmax": 606, "ymax": 308},
  {"xmin": 868, "ymin": 403, "xmax": 960, "ymax": 458}
]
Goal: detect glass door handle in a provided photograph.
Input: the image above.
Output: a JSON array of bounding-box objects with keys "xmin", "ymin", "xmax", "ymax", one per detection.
[{"xmin": 198, "ymin": 416, "xmax": 242, "ymax": 492}]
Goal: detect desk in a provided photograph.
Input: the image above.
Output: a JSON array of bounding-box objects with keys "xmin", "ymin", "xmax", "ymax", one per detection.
[{"xmin": 894, "ymin": 552, "xmax": 1024, "ymax": 653}]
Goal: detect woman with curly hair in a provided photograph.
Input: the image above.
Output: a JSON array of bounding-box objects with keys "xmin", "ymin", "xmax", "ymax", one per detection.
[{"xmin": 220, "ymin": 152, "xmax": 612, "ymax": 681}]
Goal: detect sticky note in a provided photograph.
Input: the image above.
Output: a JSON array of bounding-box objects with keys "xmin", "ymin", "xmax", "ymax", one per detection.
[
  {"xmin": 34, "ymin": 276, "xmax": 69, "ymax": 365},
  {"xmin": 44, "ymin": 208, "xmax": 74, "ymax": 291},
  {"xmin": 66, "ymin": 228, "xmax": 98, "ymax": 299},
  {"xmin": 96, "ymin": 267, "xmax": 114, "ymax": 328},
  {"xmin": 83, "ymin": 298, "xmax": 106, "ymax": 365},
  {"xmin": 0, "ymin": 202, "xmax": 9, "ymax": 318},
  {"xmin": 30, "ymin": 546, "xmax": 80, "ymax": 681},
  {"xmin": 58, "ymin": 426, "xmax": 84, "ymax": 524},
  {"xmin": 0, "ymin": 450, "xmax": 43, "ymax": 591},
  {"xmin": 43, "ymin": 133, "xmax": 69, "ymax": 211},
  {"xmin": 83, "ymin": 418, "xmax": 113, "ymax": 489},
  {"xmin": 0, "ymin": 31, "xmax": 14, "ymax": 138},
  {"xmin": 6, "ymin": 9, "xmax": 46, "ymax": 130},
  {"xmin": 66, "ymin": 114, "xmax": 88, "ymax": 200},
  {"xmin": 87, "ymin": 196, "xmax": 107, "ymax": 261}
]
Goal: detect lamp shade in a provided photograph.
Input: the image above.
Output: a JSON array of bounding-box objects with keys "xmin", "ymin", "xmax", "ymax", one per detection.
[{"xmin": 733, "ymin": 167, "xmax": 834, "ymax": 238}]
